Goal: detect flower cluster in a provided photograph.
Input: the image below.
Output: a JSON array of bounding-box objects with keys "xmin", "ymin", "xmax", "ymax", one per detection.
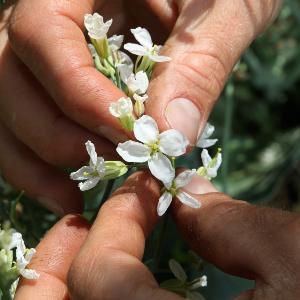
[
  {"xmin": 0, "ymin": 225, "xmax": 39, "ymax": 298},
  {"xmin": 71, "ymin": 13, "xmax": 222, "ymax": 217}
]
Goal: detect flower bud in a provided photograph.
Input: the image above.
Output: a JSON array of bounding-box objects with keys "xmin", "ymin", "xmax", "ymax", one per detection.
[
  {"xmin": 134, "ymin": 99, "xmax": 145, "ymax": 117},
  {"xmin": 103, "ymin": 161, "xmax": 128, "ymax": 180}
]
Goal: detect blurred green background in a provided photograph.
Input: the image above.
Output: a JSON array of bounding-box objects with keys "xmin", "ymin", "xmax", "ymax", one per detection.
[{"xmin": 1, "ymin": 1, "xmax": 300, "ymax": 299}]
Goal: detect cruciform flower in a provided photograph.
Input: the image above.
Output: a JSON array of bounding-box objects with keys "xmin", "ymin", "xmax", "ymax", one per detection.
[
  {"xmin": 198, "ymin": 149, "xmax": 222, "ymax": 180},
  {"xmin": 196, "ymin": 123, "xmax": 218, "ymax": 148},
  {"xmin": 116, "ymin": 115, "xmax": 189, "ymax": 183},
  {"xmin": 157, "ymin": 169, "xmax": 200, "ymax": 216},
  {"xmin": 70, "ymin": 141, "xmax": 105, "ymax": 191},
  {"xmin": 16, "ymin": 245, "xmax": 39, "ymax": 280},
  {"xmin": 84, "ymin": 13, "xmax": 112, "ymax": 40},
  {"xmin": 124, "ymin": 27, "xmax": 171, "ymax": 62}
]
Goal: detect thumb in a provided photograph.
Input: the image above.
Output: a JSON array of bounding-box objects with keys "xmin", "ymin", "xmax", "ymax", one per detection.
[{"xmin": 146, "ymin": 0, "xmax": 281, "ymax": 144}]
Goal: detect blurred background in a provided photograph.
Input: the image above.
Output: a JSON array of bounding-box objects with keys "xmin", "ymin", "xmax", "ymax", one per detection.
[{"xmin": 1, "ymin": 1, "xmax": 300, "ymax": 299}]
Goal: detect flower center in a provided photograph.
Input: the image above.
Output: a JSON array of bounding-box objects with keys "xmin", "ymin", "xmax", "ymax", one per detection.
[{"xmin": 149, "ymin": 142, "xmax": 160, "ymax": 155}]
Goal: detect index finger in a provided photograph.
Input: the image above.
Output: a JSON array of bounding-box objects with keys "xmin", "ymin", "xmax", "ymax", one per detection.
[
  {"xmin": 8, "ymin": 0, "xmax": 127, "ymax": 143},
  {"xmin": 15, "ymin": 215, "xmax": 89, "ymax": 300}
]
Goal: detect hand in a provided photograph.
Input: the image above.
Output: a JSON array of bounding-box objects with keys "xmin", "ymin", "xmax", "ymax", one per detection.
[
  {"xmin": 1, "ymin": 0, "xmax": 281, "ymax": 215},
  {"xmin": 67, "ymin": 171, "xmax": 300, "ymax": 300},
  {"xmin": 14, "ymin": 214, "xmax": 89, "ymax": 299}
]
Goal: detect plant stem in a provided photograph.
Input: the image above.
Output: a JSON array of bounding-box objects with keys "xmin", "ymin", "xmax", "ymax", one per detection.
[
  {"xmin": 221, "ymin": 79, "xmax": 235, "ymax": 193},
  {"xmin": 153, "ymin": 213, "xmax": 169, "ymax": 272}
]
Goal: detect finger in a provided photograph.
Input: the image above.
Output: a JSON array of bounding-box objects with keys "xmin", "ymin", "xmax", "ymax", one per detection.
[
  {"xmin": 0, "ymin": 121, "xmax": 83, "ymax": 215},
  {"xmin": 8, "ymin": 0, "xmax": 128, "ymax": 143},
  {"xmin": 0, "ymin": 43, "xmax": 116, "ymax": 167},
  {"xmin": 68, "ymin": 171, "xmax": 183, "ymax": 300},
  {"xmin": 172, "ymin": 175, "xmax": 300, "ymax": 283},
  {"xmin": 146, "ymin": 0, "xmax": 281, "ymax": 144},
  {"xmin": 15, "ymin": 214, "xmax": 89, "ymax": 300}
]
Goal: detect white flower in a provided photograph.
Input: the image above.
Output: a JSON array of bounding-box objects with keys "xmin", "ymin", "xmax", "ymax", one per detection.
[
  {"xmin": 196, "ymin": 123, "xmax": 218, "ymax": 148},
  {"xmin": 157, "ymin": 169, "xmax": 200, "ymax": 216},
  {"xmin": 198, "ymin": 149, "xmax": 222, "ymax": 180},
  {"xmin": 70, "ymin": 141, "xmax": 105, "ymax": 191},
  {"xmin": 16, "ymin": 246, "xmax": 39, "ymax": 280},
  {"xmin": 116, "ymin": 115, "xmax": 189, "ymax": 183},
  {"xmin": 124, "ymin": 27, "xmax": 171, "ymax": 62},
  {"xmin": 109, "ymin": 97, "xmax": 133, "ymax": 118},
  {"xmin": 108, "ymin": 35, "xmax": 124, "ymax": 51},
  {"xmin": 84, "ymin": 13, "xmax": 112, "ymax": 40},
  {"xmin": 117, "ymin": 64, "xmax": 149, "ymax": 95}
]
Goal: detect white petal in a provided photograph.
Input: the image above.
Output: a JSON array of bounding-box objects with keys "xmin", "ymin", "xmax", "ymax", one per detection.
[
  {"xmin": 117, "ymin": 64, "xmax": 132, "ymax": 83},
  {"xmin": 134, "ymin": 115, "xmax": 159, "ymax": 144},
  {"xmin": 148, "ymin": 153, "xmax": 175, "ymax": 184},
  {"xmin": 201, "ymin": 123, "xmax": 215, "ymax": 139},
  {"xmin": 96, "ymin": 157, "xmax": 106, "ymax": 176},
  {"xmin": 189, "ymin": 275, "xmax": 207, "ymax": 289},
  {"xmin": 24, "ymin": 248, "xmax": 36, "ymax": 263},
  {"xmin": 133, "ymin": 93, "xmax": 148, "ymax": 103},
  {"xmin": 177, "ymin": 191, "xmax": 201, "ymax": 209},
  {"xmin": 79, "ymin": 177, "xmax": 100, "ymax": 191},
  {"xmin": 7, "ymin": 232, "xmax": 23, "ymax": 250},
  {"xmin": 131, "ymin": 27, "xmax": 153, "ymax": 49},
  {"xmin": 124, "ymin": 43, "xmax": 148, "ymax": 56},
  {"xmin": 85, "ymin": 140, "xmax": 97, "ymax": 166},
  {"xmin": 134, "ymin": 71, "xmax": 149, "ymax": 94},
  {"xmin": 174, "ymin": 169, "xmax": 196, "ymax": 189},
  {"xmin": 70, "ymin": 166, "xmax": 93, "ymax": 181},
  {"xmin": 109, "ymin": 97, "xmax": 133, "ymax": 117},
  {"xmin": 207, "ymin": 153, "xmax": 222, "ymax": 179},
  {"xmin": 157, "ymin": 192, "xmax": 173, "ymax": 216},
  {"xmin": 149, "ymin": 54, "xmax": 171, "ymax": 62},
  {"xmin": 118, "ymin": 51, "xmax": 134, "ymax": 69},
  {"xmin": 108, "ymin": 34, "xmax": 124, "ymax": 51},
  {"xmin": 20, "ymin": 269, "xmax": 40, "ymax": 280},
  {"xmin": 197, "ymin": 138, "xmax": 218, "ymax": 148},
  {"xmin": 159, "ymin": 129, "xmax": 189, "ymax": 156},
  {"xmin": 169, "ymin": 259, "xmax": 187, "ymax": 282},
  {"xmin": 116, "ymin": 141, "xmax": 151, "ymax": 163},
  {"xmin": 201, "ymin": 149, "xmax": 211, "ymax": 168}
]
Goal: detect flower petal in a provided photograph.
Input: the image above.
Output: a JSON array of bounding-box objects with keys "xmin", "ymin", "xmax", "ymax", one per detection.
[
  {"xmin": 174, "ymin": 169, "xmax": 196, "ymax": 189},
  {"xmin": 177, "ymin": 191, "xmax": 201, "ymax": 209},
  {"xmin": 117, "ymin": 64, "xmax": 132, "ymax": 83},
  {"xmin": 201, "ymin": 149, "xmax": 211, "ymax": 168},
  {"xmin": 116, "ymin": 141, "xmax": 151, "ymax": 163},
  {"xmin": 189, "ymin": 275, "xmax": 208, "ymax": 289},
  {"xmin": 134, "ymin": 71, "xmax": 149, "ymax": 94},
  {"xmin": 197, "ymin": 138, "xmax": 218, "ymax": 148},
  {"xmin": 148, "ymin": 153, "xmax": 175, "ymax": 184},
  {"xmin": 169, "ymin": 259, "xmax": 188, "ymax": 282},
  {"xmin": 134, "ymin": 115, "xmax": 159, "ymax": 144},
  {"xmin": 157, "ymin": 191, "xmax": 173, "ymax": 216},
  {"xmin": 70, "ymin": 166, "xmax": 93, "ymax": 181},
  {"xmin": 85, "ymin": 140, "xmax": 97, "ymax": 166},
  {"xmin": 78, "ymin": 177, "xmax": 100, "ymax": 191},
  {"xmin": 131, "ymin": 27, "xmax": 153, "ymax": 49},
  {"xmin": 149, "ymin": 54, "xmax": 171, "ymax": 62},
  {"xmin": 201, "ymin": 123, "xmax": 215, "ymax": 139},
  {"xmin": 108, "ymin": 34, "xmax": 124, "ymax": 51},
  {"xmin": 20, "ymin": 269, "xmax": 40, "ymax": 280},
  {"xmin": 159, "ymin": 129, "xmax": 189, "ymax": 156},
  {"xmin": 124, "ymin": 43, "xmax": 148, "ymax": 56},
  {"xmin": 118, "ymin": 51, "xmax": 134, "ymax": 70},
  {"xmin": 96, "ymin": 157, "xmax": 106, "ymax": 176},
  {"xmin": 207, "ymin": 152, "xmax": 222, "ymax": 179}
]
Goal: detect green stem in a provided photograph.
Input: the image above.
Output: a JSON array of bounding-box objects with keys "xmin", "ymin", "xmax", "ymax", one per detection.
[
  {"xmin": 153, "ymin": 213, "xmax": 169, "ymax": 272},
  {"xmin": 221, "ymin": 79, "xmax": 235, "ymax": 193}
]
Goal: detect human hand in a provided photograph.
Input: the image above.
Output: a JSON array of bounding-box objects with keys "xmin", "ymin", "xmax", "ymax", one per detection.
[
  {"xmin": 14, "ymin": 214, "xmax": 89, "ymax": 299},
  {"xmin": 1, "ymin": 0, "xmax": 281, "ymax": 215},
  {"xmin": 67, "ymin": 171, "xmax": 300, "ymax": 300}
]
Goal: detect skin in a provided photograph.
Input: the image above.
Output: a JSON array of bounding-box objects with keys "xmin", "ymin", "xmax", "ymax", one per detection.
[
  {"xmin": 0, "ymin": 0, "xmax": 281, "ymax": 215},
  {"xmin": 15, "ymin": 172, "xmax": 300, "ymax": 299}
]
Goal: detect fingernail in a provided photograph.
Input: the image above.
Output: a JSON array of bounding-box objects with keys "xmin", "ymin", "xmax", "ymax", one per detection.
[
  {"xmin": 97, "ymin": 125, "xmax": 128, "ymax": 145},
  {"xmin": 165, "ymin": 98, "xmax": 201, "ymax": 144},
  {"xmin": 36, "ymin": 197, "xmax": 65, "ymax": 216},
  {"xmin": 183, "ymin": 174, "xmax": 218, "ymax": 195}
]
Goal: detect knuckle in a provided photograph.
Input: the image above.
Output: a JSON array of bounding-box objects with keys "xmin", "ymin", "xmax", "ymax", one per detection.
[{"xmin": 174, "ymin": 39, "xmax": 229, "ymax": 103}]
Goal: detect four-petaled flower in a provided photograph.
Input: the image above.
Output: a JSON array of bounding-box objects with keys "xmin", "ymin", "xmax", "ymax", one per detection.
[
  {"xmin": 70, "ymin": 141, "xmax": 106, "ymax": 191},
  {"xmin": 16, "ymin": 244, "xmax": 39, "ymax": 280},
  {"xmin": 197, "ymin": 123, "xmax": 218, "ymax": 148},
  {"xmin": 84, "ymin": 13, "xmax": 112, "ymax": 40},
  {"xmin": 198, "ymin": 149, "xmax": 222, "ymax": 180},
  {"xmin": 117, "ymin": 115, "xmax": 189, "ymax": 183},
  {"xmin": 157, "ymin": 169, "xmax": 200, "ymax": 216},
  {"xmin": 124, "ymin": 27, "xmax": 171, "ymax": 62}
]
